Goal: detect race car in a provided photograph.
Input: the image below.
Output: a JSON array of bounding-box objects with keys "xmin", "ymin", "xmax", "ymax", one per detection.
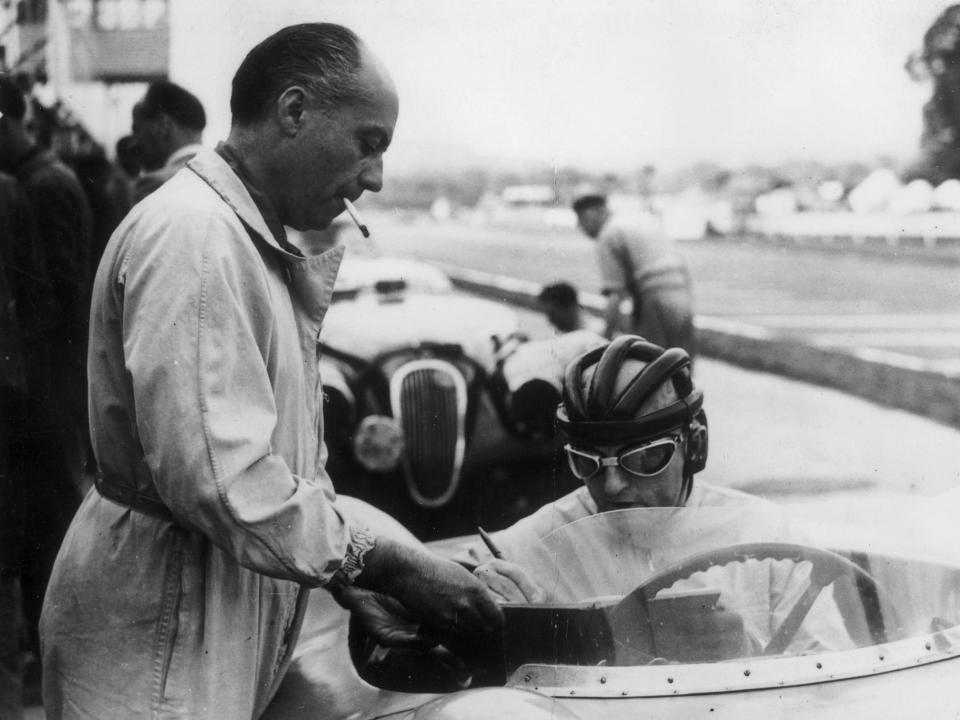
[
  {"xmin": 263, "ymin": 491, "xmax": 960, "ymax": 720},
  {"xmin": 317, "ymin": 247, "xmax": 594, "ymax": 538}
]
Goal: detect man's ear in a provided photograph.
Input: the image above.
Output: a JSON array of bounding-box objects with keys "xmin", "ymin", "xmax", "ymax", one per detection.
[
  {"xmin": 276, "ymin": 86, "xmax": 309, "ymax": 135},
  {"xmin": 157, "ymin": 112, "xmax": 174, "ymax": 139}
]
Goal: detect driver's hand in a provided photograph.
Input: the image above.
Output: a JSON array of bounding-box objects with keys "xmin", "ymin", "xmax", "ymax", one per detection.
[
  {"xmin": 473, "ymin": 559, "xmax": 547, "ymax": 603},
  {"xmin": 653, "ymin": 603, "xmax": 753, "ymax": 662},
  {"xmin": 337, "ymin": 586, "xmax": 436, "ymax": 649}
]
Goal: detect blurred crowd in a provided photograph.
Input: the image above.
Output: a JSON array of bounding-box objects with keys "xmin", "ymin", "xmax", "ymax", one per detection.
[{"xmin": 0, "ymin": 69, "xmax": 206, "ymax": 716}]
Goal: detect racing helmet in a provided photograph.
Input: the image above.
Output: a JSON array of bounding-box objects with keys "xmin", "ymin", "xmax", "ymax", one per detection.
[{"xmin": 556, "ymin": 335, "xmax": 708, "ymax": 498}]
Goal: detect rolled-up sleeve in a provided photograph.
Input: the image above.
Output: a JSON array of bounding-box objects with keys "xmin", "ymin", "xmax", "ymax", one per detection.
[{"xmin": 118, "ymin": 206, "xmax": 349, "ymax": 586}]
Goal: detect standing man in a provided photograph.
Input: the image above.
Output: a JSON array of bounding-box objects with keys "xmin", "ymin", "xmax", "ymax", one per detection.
[
  {"xmin": 0, "ymin": 170, "xmax": 42, "ymax": 720},
  {"xmin": 572, "ymin": 189, "xmax": 696, "ymax": 359},
  {"xmin": 129, "ymin": 80, "xmax": 206, "ymax": 202},
  {"xmin": 0, "ymin": 80, "xmax": 89, "ymax": 708},
  {"xmin": 0, "ymin": 78, "xmax": 93, "ymax": 492},
  {"xmin": 40, "ymin": 24, "xmax": 500, "ymax": 720}
]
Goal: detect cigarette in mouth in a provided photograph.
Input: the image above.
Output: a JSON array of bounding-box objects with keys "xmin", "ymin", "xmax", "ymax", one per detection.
[{"xmin": 342, "ymin": 198, "xmax": 370, "ymax": 238}]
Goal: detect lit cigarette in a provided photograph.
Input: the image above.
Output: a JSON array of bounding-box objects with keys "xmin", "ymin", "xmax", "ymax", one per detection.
[{"xmin": 342, "ymin": 198, "xmax": 370, "ymax": 238}]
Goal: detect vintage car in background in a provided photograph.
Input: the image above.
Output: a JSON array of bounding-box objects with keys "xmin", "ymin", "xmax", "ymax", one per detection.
[
  {"xmin": 264, "ymin": 491, "xmax": 960, "ymax": 720},
  {"xmin": 316, "ymin": 246, "xmax": 592, "ymax": 538}
]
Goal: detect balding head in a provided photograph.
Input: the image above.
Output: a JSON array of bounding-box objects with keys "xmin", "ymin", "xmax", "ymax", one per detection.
[{"xmin": 230, "ymin": 23, "xmax": 383, "ymax": 127}]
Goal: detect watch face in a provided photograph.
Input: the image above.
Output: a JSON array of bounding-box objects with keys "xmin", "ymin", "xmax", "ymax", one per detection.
[{"xmin": 353, "ymin": 415, "xmax": 405, "ymax": 472}]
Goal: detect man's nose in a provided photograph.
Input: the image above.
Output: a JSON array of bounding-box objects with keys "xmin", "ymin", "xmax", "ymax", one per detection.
[
  {"xmin": 359, "ymin": 156, "xmax": 384, "ymax": 193},
  {"xmin": 602, "ymin": 465, "xmax": 632, "ymax": 497}
]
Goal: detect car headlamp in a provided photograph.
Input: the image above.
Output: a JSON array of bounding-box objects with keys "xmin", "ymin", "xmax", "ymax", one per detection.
[
  {"xmin": 352, "ymin": 415, "xmax": 404, "ymax": 472},
  {"xmin": 410, "ymin": 687, "xmax": 581, "ymax": 720}
]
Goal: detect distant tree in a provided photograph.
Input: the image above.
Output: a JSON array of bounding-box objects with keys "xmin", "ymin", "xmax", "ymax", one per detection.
[{"xmin": 907, "ymin": 4, "xmax": 960, "ymax": 183}]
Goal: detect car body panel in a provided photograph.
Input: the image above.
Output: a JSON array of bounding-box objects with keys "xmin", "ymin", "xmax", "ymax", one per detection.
[
  {"xmin": 264, "ymin": 492, "xmax": 960, "ymax": 720},
  {"xmin": 322, "ymin": 293, "xmax": 518, "ymax": 374}
]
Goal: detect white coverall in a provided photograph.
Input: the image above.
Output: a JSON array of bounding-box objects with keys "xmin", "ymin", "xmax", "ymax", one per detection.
[{"xmin": 41, "ymin": 149, "xmax": 354, "ymax": 719}]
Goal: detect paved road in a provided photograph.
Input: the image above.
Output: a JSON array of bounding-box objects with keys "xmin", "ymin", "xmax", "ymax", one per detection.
[
  {"xmin": 505, "ymin": 305, "xmax": 960, "ymax": 503},
  {"xmin": 363, "ymin": 215, "xmax": 960, "ymax": 375}
]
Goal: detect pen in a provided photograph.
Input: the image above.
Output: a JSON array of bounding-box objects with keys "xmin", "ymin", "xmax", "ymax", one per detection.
[
  {"xmin": 342, "ymin": 198, "xmax": 370, "ymax": 238},
  {"xmin": 477, "ymin": 526, "xmax": 504, "ymax": 560}
]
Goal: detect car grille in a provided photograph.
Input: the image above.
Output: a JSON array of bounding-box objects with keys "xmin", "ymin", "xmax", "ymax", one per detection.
[{"xmin": 390, "ymin": 359, "xmax": 468, "ymax": 508}]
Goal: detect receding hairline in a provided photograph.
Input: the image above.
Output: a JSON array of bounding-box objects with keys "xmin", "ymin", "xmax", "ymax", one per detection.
[{"xmin": 237, "ymin": 46, "xmax": 396, "ymax": 129}]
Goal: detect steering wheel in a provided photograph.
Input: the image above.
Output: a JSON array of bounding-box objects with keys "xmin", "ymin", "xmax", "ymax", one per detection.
[{"xmin": 614, "ymin": 541, "xmax": 902, "ymax": 656}]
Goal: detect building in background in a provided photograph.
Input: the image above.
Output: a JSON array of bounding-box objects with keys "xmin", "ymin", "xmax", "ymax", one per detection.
[{"xmin": 1, "ymin": 0, "xmax": 169, "ymax": 154}]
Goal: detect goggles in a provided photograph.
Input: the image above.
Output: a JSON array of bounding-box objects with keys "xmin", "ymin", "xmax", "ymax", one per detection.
[{"xmin": 564, "ymin": 435, "xmax": 681, "ymax": 481}]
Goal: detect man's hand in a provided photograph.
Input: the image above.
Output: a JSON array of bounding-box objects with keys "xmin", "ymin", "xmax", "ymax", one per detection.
[
  {"xmin": 473, "ymin": 559, "xmax": 547, "ymax": 603},
  {"xmin": 357, "ymin": 537, "xmax": 503, "ymax": 652},
  {"xmin": 336, "ymin": 586, "xmax": 435, "ymax": 649}
]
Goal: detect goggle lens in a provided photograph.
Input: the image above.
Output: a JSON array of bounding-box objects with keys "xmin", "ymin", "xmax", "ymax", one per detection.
[
  {"xmin": 567, "ymin": 449, "xmax": 602, "ymax": 480},
  {"xmin": 564, "ymin": 437, "xmax": 679, "ymax": 481},
  {"xmin": 620, "ymin": 441, "xmax": 676, "ymax": 475}
]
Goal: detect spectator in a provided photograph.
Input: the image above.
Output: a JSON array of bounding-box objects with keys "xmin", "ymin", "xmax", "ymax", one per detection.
[
  {"xmin": 0, "ymin": 79, "xmax": 90, "ymax": 706},
  {"xmin": 572, "ymin": 188, "xmax": 696, "ymax": 359},
  {"xmin": 129, "ymin": 80, "xmax": 206, "ymax": 202},
  {"xmin": 68, "ymin": 144, "xmax": 133, "ymax": 278},
  {"xmin": 0, "ymin": 170, "xmax": 31, "ymax": 720},
  {"xmin": 114, "ymin": 133, "xmax": 141, "ymax": 180}
]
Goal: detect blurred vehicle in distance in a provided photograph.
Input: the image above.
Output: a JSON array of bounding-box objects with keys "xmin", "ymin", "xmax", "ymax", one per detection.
[{"xmin": 317, "ymin": 244, "xmax": 582, "ymax": 539}]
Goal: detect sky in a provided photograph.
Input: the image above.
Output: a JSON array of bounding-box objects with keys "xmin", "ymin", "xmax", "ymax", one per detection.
[{"xmin": 169, "ymin": 0, "xmax": 952, "ymax": 174}]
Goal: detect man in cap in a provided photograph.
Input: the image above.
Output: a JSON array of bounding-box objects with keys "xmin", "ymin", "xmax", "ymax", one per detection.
[
  {"xmin": 572, "ymin": 189, "xmax": 696, "ymax": 359},
  {"xmin": 129, "ymin": 80, "xmax": 207, "ymax": 202},
  {"xmin": 464, "ymin": 335, "xmax": 852, "ymax": 661},
  {"xmin": 40, "ymin": 24, "xmax": 500, "ymax": 719}
]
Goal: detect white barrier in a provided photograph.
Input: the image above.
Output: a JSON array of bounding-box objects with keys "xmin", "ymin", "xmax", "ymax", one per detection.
[{"xmin": 745, "ymin": 212, "xmax": 960, "ymax": 250}]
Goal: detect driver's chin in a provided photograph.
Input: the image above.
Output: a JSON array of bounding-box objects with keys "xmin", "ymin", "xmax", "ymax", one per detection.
[{"xmin": 601, "ymin": 498, "xmax": 649, "ymax": 512}]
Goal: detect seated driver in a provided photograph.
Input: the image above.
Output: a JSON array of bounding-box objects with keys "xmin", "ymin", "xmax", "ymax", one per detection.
[{"xmin": 461, "ymin": 335, "xmax": 854, "ymax": 661}]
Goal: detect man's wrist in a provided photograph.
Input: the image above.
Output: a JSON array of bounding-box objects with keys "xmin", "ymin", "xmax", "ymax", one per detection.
[{"xmin": 326, "ymin": 525, "xmax": 377, "ymax": 595}]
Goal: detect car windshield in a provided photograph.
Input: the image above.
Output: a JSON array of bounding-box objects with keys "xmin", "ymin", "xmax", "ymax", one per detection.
[{"xmin": 495, "ymin": 501, "xmax": 960, "ymax": 694}]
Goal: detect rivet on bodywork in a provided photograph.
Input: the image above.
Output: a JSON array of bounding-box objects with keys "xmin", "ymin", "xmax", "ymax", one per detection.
[
  {"xmin": 600, "ymin": 676, "xmax": 607, "ymax": 684},
  {"xmin": 667, "ymin": 677, "xmax": 674, "ymax": 684},
  {"xmin": 816, "ymin": 662, "xmax": 822, "ymax": 669},
  {"xmin": 743, "ymin": 669, "xmax": 751, "ymax": 677}
]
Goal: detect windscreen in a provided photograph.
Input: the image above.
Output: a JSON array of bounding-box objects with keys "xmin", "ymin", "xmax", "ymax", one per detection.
[{"xmin": 494, "ymin": 504, "xmax": 960, "ymax": 670}]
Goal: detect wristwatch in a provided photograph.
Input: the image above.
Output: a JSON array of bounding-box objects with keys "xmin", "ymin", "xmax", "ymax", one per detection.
[{"xmin": 327, "ymin": 525, "xmax": 377, "ymax": 594}]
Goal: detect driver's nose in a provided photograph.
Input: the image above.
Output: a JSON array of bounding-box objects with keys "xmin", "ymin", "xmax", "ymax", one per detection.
[{"xmin": 602, "ymin": 465, "xmax": 633, "ymax": 498}]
